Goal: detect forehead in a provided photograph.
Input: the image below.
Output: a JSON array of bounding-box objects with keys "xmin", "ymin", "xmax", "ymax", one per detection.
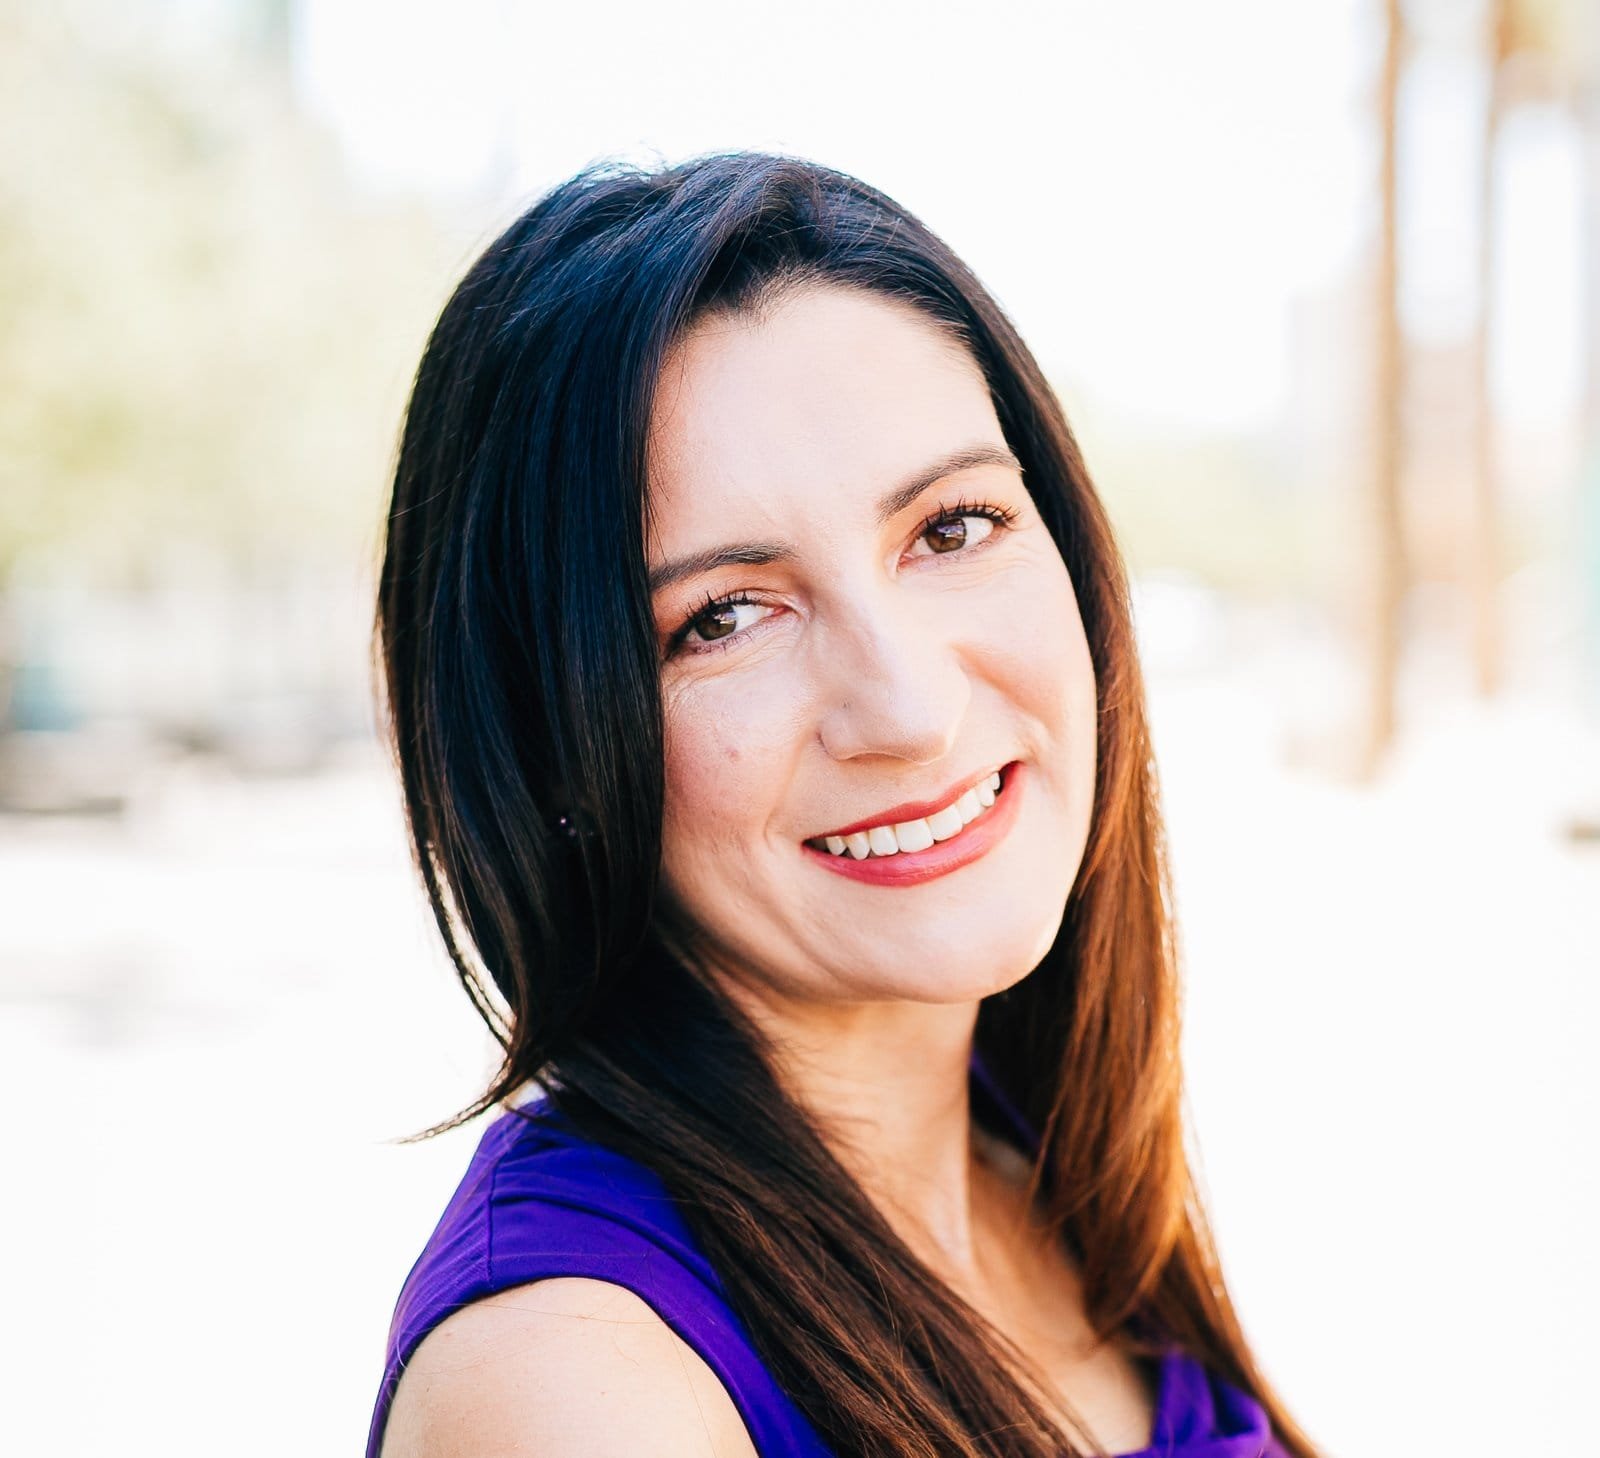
[{"xmin": 645, "ymin": 285, "xmax": 998, "ymax": 540}]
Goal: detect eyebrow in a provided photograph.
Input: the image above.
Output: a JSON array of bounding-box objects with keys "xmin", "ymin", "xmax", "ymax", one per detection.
[{"xmin": 646, "ymin": 442, "xmax": 1024, "ymax": 594}]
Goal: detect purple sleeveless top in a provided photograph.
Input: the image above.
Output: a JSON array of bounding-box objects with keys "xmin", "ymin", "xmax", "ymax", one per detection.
[{"xmin": 365, "ymin": 1061, "xmax": 1286, "ymax": 1458}]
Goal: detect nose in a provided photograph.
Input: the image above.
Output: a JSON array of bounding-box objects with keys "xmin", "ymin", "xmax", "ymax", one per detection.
[{"xmin": 813, "ymin": 593, "xmax": 970, "ymax": 765}]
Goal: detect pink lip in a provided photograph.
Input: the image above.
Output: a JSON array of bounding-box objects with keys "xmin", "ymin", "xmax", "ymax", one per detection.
[
  {"xmin": 812, "ymin": 764, "xmax": 1008, "ymax": 841},
  {"xmin": 802, "ymin": 762, "xmax": 1025, "ymax": 887}
]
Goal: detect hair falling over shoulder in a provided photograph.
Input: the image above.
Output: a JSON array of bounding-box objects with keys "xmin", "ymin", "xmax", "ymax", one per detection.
[{"xmin": 371, "ymin": 149, "xmax": 1321, "ymax": 1458}]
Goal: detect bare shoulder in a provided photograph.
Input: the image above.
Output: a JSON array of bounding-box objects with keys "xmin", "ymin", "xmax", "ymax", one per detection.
[{"xmin": 380, "ymin": 1277, "xmax": 759, "ymax": 1458}]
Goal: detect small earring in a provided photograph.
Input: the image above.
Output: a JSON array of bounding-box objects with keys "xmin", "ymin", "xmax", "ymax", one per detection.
[{"xmin": 552, "ymin": 801, "xmax": 597, "ymax": 845}]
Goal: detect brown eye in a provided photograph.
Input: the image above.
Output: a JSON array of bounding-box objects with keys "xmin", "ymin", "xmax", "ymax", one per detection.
[
  {"xmin": 922, "ymin": 518, "xmax": 969, "ymax": 554},
  {"xmin": 691, "ymin": 603, "xmax": 741, "ymax": 641},
  {"xmin": 909, "ymin": 512, "xmax": 999, "ymax": 559},
  {"xmin": 671, "ymin": 595, "xmax": 774, "ymax": 654}
]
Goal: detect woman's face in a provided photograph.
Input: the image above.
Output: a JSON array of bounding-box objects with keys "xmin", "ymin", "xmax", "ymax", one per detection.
[{"xmin": 645, "ymin": 283, "xmax": 1097, "ymax": 1015}]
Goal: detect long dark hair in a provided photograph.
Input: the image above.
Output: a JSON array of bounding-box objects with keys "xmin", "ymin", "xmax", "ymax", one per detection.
[{"xmin": 373, "ymin": 150, "xmax": 1318, "ymax": 1458}]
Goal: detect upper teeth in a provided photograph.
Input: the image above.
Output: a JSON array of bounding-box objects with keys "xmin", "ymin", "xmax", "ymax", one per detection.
[{"xmin": 820, "ymin": 771, "xmax": 1003, "ymax": 859}]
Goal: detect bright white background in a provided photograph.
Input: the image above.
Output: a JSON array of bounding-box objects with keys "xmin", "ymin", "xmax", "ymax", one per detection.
[{"xmin": 294, "ymin": 0, "xmax": 1582, "ymax": 435}]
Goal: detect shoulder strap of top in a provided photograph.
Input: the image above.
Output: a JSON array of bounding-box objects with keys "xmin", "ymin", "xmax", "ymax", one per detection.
[{"xmin": 364, "ymin": 1097, "xmax": 832, "ymax": 1458}]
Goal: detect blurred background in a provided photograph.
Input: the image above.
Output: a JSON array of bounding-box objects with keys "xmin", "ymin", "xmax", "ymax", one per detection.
[{"xmin": 2, "ymin": 0, "xmax": 1596, "ymax": 1453}]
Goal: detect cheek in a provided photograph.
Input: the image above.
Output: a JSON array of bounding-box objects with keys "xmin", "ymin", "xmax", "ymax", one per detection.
[
  {"xmin": 661, "ymin": 697, "xmax": 739, "ymax": 863},
  {"xmin": 658, "ymin": 672, "xmax": 803, "ymax": 884},
  {"xmin": 968, "ymin": 553, "xmax": 1096, "ymax": 732}
]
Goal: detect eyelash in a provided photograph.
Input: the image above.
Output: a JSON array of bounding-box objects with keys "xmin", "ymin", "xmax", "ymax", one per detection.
[{"xmin": 664, "ymin": 497, "xmax": 1020, "ymax": 658}]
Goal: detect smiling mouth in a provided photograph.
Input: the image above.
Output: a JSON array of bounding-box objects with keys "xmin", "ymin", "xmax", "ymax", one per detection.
[{"xmin": 804, "ymin": 765, "xmax": 1011, "ymax": 860}]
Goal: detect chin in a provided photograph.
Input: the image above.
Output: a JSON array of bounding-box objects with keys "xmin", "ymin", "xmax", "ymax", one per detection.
[{"xmin": 847, "ymin": 917, "xmax": 1064, "ymax": 1007}]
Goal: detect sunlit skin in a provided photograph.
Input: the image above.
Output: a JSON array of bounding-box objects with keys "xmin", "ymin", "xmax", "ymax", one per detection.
[
  {"xmin": 640, "ymin": 285, "xmax": 1163, "ymax": 1448},
  {"xmin": 646, "ymin": 279, "xmax": 1098, "ymax": 1216}
]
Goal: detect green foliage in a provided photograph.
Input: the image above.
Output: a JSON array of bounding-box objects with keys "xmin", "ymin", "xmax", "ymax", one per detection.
[{"xmin": 0, "ymin": 3, "xmax": 456, "ymax": 585}]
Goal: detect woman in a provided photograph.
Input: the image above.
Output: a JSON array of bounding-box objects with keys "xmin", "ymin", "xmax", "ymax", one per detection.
[{"xmin": 366, "ymin": 151, "xmax": 1317, "ymax": 1458}]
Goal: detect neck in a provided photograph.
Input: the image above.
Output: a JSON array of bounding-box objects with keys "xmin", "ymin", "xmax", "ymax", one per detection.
[{"xmin": 726, "ymin": 987, "xmax": 1006, "ymax": 1281}]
